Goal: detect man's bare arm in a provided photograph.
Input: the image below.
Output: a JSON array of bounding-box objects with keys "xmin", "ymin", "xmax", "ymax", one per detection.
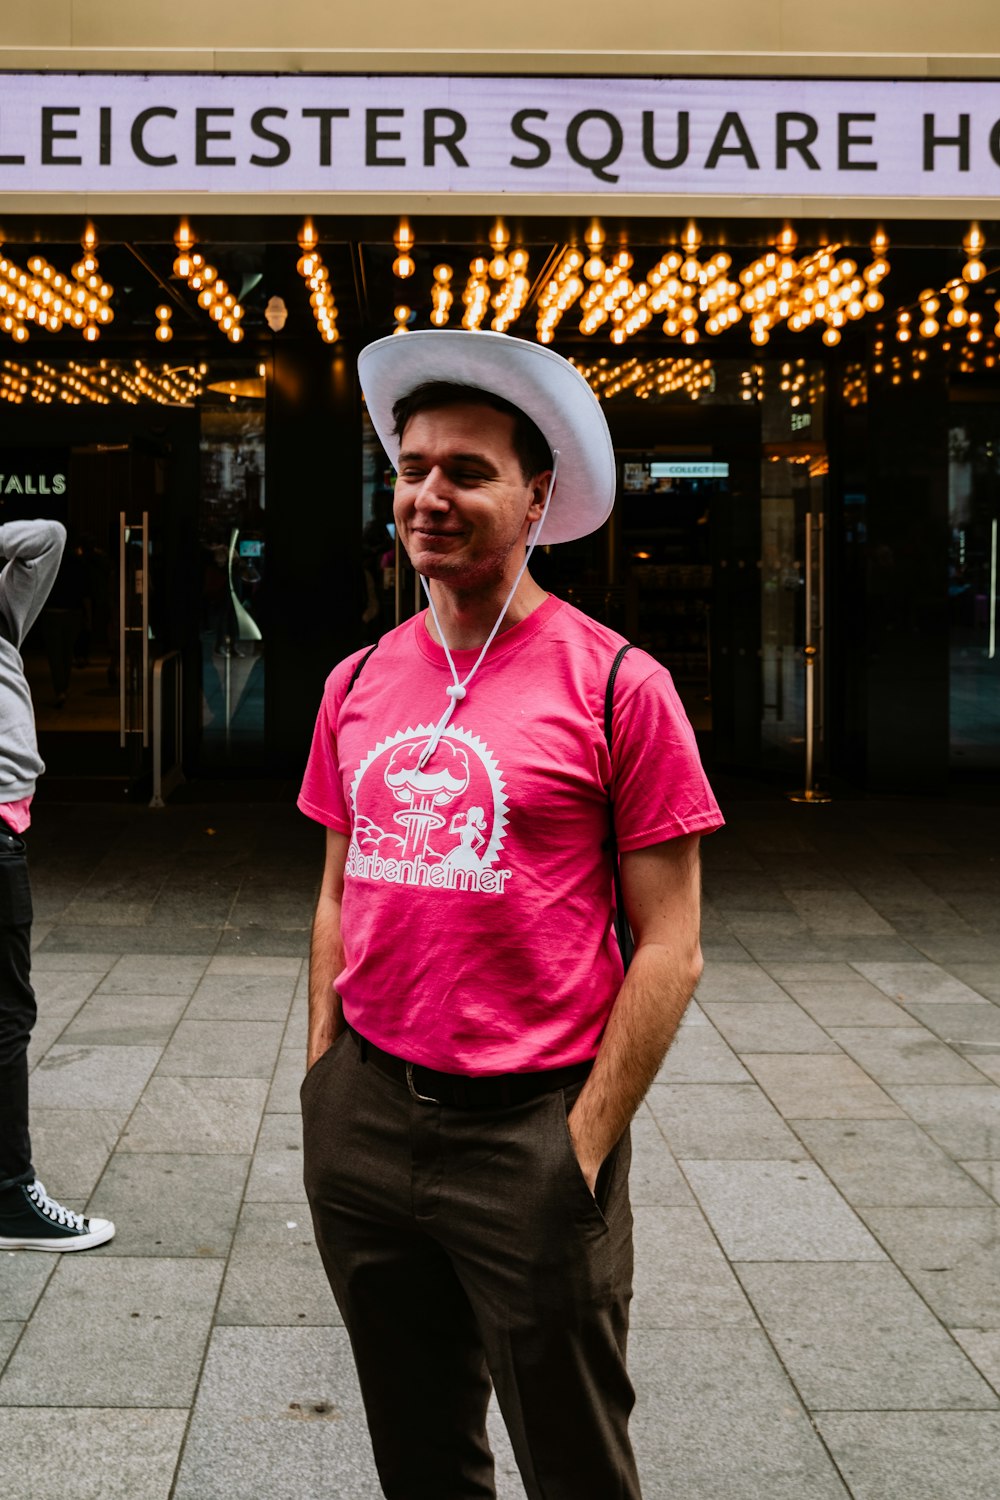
[
  {"xmin": 566, "ymin": 833, "xmax": 704, "ymax": 1192},
  {"xmin": 307, "ymin": 828, "xmax": 350, "ymax": 1072}
]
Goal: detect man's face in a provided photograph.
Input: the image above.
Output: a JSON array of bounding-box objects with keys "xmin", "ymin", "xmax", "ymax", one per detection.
[{"xmin": 393, "ymin": 402, "xmax": 550, "ymax": 591}]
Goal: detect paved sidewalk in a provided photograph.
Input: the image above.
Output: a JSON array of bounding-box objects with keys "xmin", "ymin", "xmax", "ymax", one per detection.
[{"xmin": 2, "ymin": 791, "xmax": 1000, "ymax": 1499}]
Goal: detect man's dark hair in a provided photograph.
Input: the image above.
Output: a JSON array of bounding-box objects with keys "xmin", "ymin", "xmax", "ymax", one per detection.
[{"xmin": 391, "ymin": 381, "xmax": 553, "ymax": 483}]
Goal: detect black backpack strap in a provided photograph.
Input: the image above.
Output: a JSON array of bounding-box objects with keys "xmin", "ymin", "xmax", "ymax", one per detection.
[
  {"xmin": 344, "ymin": 643, "xmax": 377, "ymax": 698},
  {"xmin": 605, "ymin": 644, "xmax": 635, "ymax": 972}
]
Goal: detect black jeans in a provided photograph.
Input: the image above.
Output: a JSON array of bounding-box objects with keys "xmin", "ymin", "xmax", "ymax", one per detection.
[
  {"xmin": 302, "ymin": 1029, "xmax": 641, "ymax": 1500},
  {"xmin": 0, "ymin": 825, "xmax": 36, "ymax": 1190}
]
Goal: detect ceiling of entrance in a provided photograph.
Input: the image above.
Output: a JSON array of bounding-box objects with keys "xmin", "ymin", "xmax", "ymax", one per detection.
[{"xmin": 1, "ymin": 213, "xmax": 999, "ymax": 406}]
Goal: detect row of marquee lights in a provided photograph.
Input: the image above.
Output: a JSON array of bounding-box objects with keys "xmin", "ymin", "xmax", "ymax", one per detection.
[
  {"xmin": 5, "ymin": 331, "xmax": 999, "ymax": 410},
  {"xmin": 391, "ymin": 218, "xmax": 1000, "ymax": 352},
  {"xmin": 0, "ymin": 226, "xmax": 113, "ymax": 344},
  {"xmin": 2, "ymin": 214, "xmax": 999, "ymax": 355},
  {"xmin": 0, "ymin": 357, "xmax": 206, "ymax": 406}
]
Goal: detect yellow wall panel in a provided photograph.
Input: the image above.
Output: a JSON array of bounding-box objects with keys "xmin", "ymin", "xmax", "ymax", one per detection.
[
  {"xmin": 779, "ymin": 0, "xmax": 1000, "ymax": 55},
  {"xmin": 65, "ymin": 0, "xmax": 785, "ymax": 54},
  {"xmin": 2, "ymin": 2, "xmax": 72, "ymax": 46}
]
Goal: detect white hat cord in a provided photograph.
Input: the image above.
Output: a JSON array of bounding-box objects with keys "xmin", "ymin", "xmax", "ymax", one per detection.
[{"xmin": 416, "ymin": 451, "xmax": 559, "ymax": 771}]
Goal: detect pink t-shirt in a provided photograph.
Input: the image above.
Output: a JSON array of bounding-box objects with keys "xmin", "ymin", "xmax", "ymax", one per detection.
[
  {"xmin": 0, "ymin": 796, "xmax": 31, "ymax": 833},
  {"xmin": 298, "ymin": 595, "xmax": 723, "ymax": 1074}
]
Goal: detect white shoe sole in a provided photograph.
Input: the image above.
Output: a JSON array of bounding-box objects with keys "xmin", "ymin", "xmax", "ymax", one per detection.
[{"xmin": 0, "ymin": 1222, "xmax": 115, "ymax": 1252}]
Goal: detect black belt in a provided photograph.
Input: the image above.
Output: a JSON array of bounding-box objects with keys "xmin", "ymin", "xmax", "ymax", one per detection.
[{"xmin": 348, "ymin": 1027, "xmax": 593, "ymax": 1110}]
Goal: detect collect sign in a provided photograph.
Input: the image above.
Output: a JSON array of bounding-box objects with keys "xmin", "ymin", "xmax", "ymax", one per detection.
[{"xmin": 1, "ymin": 73, "xmax": 999, "ymax": 197}]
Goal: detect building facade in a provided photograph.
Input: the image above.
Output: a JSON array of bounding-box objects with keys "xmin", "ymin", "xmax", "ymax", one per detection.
[{"xmin": 1, "ymin": 10, "xmax": 999, "ymax": 793}]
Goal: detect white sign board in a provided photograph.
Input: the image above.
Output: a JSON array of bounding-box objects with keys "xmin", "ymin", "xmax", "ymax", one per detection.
[{"xmin": 1, "ymin": 73, "xmax": 999, "ymax": 197}]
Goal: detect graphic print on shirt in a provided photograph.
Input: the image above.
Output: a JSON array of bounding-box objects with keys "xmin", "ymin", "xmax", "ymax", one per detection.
[{"xmin": 346, "ymin": 724, "xmax": 513, "ymax": 896}]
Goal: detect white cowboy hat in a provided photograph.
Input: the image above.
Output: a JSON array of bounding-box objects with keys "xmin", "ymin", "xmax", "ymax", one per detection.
[{"xmin": 357, "ymin": 329, "xmax": 616, "ymax": 545}]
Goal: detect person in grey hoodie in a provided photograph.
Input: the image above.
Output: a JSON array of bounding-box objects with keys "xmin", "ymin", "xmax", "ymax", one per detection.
[{"xmin": 0, "ymin": 518, "xmax": 115, "ymax": 1250}]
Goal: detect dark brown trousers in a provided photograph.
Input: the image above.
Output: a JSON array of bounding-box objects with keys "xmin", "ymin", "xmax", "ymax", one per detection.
[{"xmin": 301, "ymin": 1029, "xmax": 641, "ymax": 1500}]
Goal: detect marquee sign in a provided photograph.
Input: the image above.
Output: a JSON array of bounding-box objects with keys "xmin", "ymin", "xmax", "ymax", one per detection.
[{"xmin": 1, "ymin": 73, "xmax": 999, "ymax": 198}]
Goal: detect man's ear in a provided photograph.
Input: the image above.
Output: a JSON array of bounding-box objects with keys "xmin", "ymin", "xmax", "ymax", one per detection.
[{"xmin": 527, "ymin": 470, "xmax": 553, "ymax": 523}]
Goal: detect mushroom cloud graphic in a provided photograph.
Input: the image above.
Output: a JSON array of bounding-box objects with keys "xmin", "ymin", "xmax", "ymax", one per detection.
[{"xmin": 385, "ymin": 738, "xmax": 471, "ymax": 861}]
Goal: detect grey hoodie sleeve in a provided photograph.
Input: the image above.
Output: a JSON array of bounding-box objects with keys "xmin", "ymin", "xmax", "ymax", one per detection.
[{"xmin": 0, "ymin": 519, "xmax": 67, "ymax": 648}]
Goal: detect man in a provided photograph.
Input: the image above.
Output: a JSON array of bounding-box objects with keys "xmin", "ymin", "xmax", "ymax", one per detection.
[
  {"xmin": 0, "ymin": 517, "xmax": 115, "ymax": 1252},
  {"xmin": 298, "ymin": 330, "xmax": 723, "ymax": 1500}
]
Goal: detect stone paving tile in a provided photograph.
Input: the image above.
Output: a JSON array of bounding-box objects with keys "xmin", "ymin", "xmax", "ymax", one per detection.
[
  {"xmin": 0, "ymin": 1407, "xmax": 189, "ymax": 1500},
  {"xmin": 749, "ymin": 932, "xmax": 924, "ymax": 961},
  {"xmin": 205, "ymin": 955, "xmax": 303, "ymax": 978},
  {"xmin": 267, "ymin": 1047, "xmax": 305, "ymax": 1114},
  {"xmin": 952, "ymin": 1331, "xmax": 1000, "ymax": 1396},
  {"xmin": 628, "ymin": 1105, "xmax": 696, "ymax": 1207},
  {"xmin": 0, "ymin": 1323, "xmax": 22, "ymax": 1370},
  {"xmin": 826, "ymin": 1027, "xmax": 987, "ymax": 1087},
  {"xmin": 171, "ymin": 1326, "xmax": 383, "ymax": 1500},
  {"xmin": 216, "ymin": 929, "xmax": 311, "ymax": 958},
  {"xmin": 28, "ymin": 1107, "xmax": 131, "ymax": 1202},
  {"xmin": 216, "ymin": 1204, "xmax": 338, "ymax": 1327},
  {"xmin": 185, "ymin": 973, "xmax": 298, "ymax": 1023},
  {"xmin": 29, "ymin": 950, "xmax": 121, "ymax": 973},
  {"xmin": 146, "ymin": 885, "xmax": 239, "ymax": 929},
  {"xmin": 41, "ymin": 925, "xmax": 221, "ymax": 955},
  {"xmin": 25, "ymin": 1012, "xmax": 68, "ymax": 1065},
  {"xmin": 792, "ymin": 1120, "xmax": 993, "ymax": 1209},
  {"xmin": 885, "ymin": 1084, "xmax": 1000, "ymax": 1157},
  {"xmin": 93, "ymin": 1153, "xmax": 250, "ymax": 1257},
  {"xmin": 857, "ymin": 1206, "xmax": 1000, "ymax": 1327},
  {"xmin": 852, "ymin": 961, "xmax": 991, "ymax": 1006},
  {"xmin": 629, "ymin": 1329, "xmax": 850, "ymax": 1500},
  {"xmin": 815, "ymin": 1412, "xmax": 1000, "ymax": 1500},
  {"xmin": 0, "ymin": 1257, "xmax": 223, "ymax": 1406},
  {"xmin": 96, "ymin": 955, "xmax": 210, "ymax": 996},
  {"xmin": 29, "ymin": 1044, "xmax": 162, "ymax": 1111},
  {"xmin": 695, "ymin": 963, "xmax": 790, "ymax": 1003},
  {"xmin": 647, "ymin": 1084, "xmax": 810, "ymax": 1161},
  {"xmin": 913, "ymin": 937, "xmax": 1000, "ymax": 965},
  {"xmin": 742, "ymin": 1053, "xmax": 906, "ymax": 1119},
  {"xmin": 59, "ymin": 992, "xmax": 190, "ymax": 1047},
  {"xmin": 156, "ymin": 1018, "xmax": 284, "ymax": 1079},
  {"xmin": 949, "ymin": 964, "xmax": 1000, "ymax": 1002},
  {"xmin": 631, "ymin": 1208, "xmax": 757, "ymax": 1331},
  {"xmin": 655, "ymin": 1021, "xmax": 750, "ymax": 1084},
  {"xmin": 30, "ymin": 969, "xmax": 109, "ymax": 1014},
  {"xmin": 701, "ymin": 875, "xmax": 796, "ymax": 912},
  {"xmin": 245, "ymin": 1114, "xmax": 308, "ymax": 1203},
  {"xmin": 722, "ymin": 913, "xmax": 811, "ymax": 941},
  {"xmin": 681, "ymin": 1160, "xmax": 885, "ymax": 1262},
  {"xmin": 702, "ymin": 1001, "xmax": 841, "ymax": 1054},
  {"xmin": 960, "ymin": 1161, "xmax": 1000, "ymax": 1201},
  {"xmin": 0, "ymin": 1255, "xmax": 57, "ymax": 1323},
  {"xmin": 58, "ymin": 898, "xmax": 156, "ymax": 927},
  {"xmin": 780, "ymin": 979, "xmax": 921, "ymax": 1028},
  {"xmin": 763, "ymin": 961, "xmax": 866, "ymax": 982},
  {"xmin": 700, "ymin": 937, "xmax": 753, "ymax": 962},
  {"xmin": 785, "ymin": 889, "xmax": 895, "ymax": 935},
  {"xmin": 734, "ymin": 1262, "xmax": 997, "ymax": 1411},
  {"xmin": 908, "ymin": 1002, "xmax": 1000, "ymax": 1050},
  {"xmin": 120, "ymin": 1076, "xmax": 269, "ymax": 1155}
]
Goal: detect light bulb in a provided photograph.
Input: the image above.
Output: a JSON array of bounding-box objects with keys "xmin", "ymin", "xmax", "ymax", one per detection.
[
  {"xmin": 393, "ymin": 254, "xmax": 415, "ymax": 279},
  {"xmin": 155, "ymin": 323, "xmax": 172, "ymax": 342},
  {"xmin": 963, "ymin": 259, "xmax": 986, "ymax": 284}
]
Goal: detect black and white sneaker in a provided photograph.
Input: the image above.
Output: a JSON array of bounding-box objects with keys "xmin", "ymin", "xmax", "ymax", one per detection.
[{"xmin": 0, "ymin": 1178, "xmax": 115, "ymax": 1252}]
